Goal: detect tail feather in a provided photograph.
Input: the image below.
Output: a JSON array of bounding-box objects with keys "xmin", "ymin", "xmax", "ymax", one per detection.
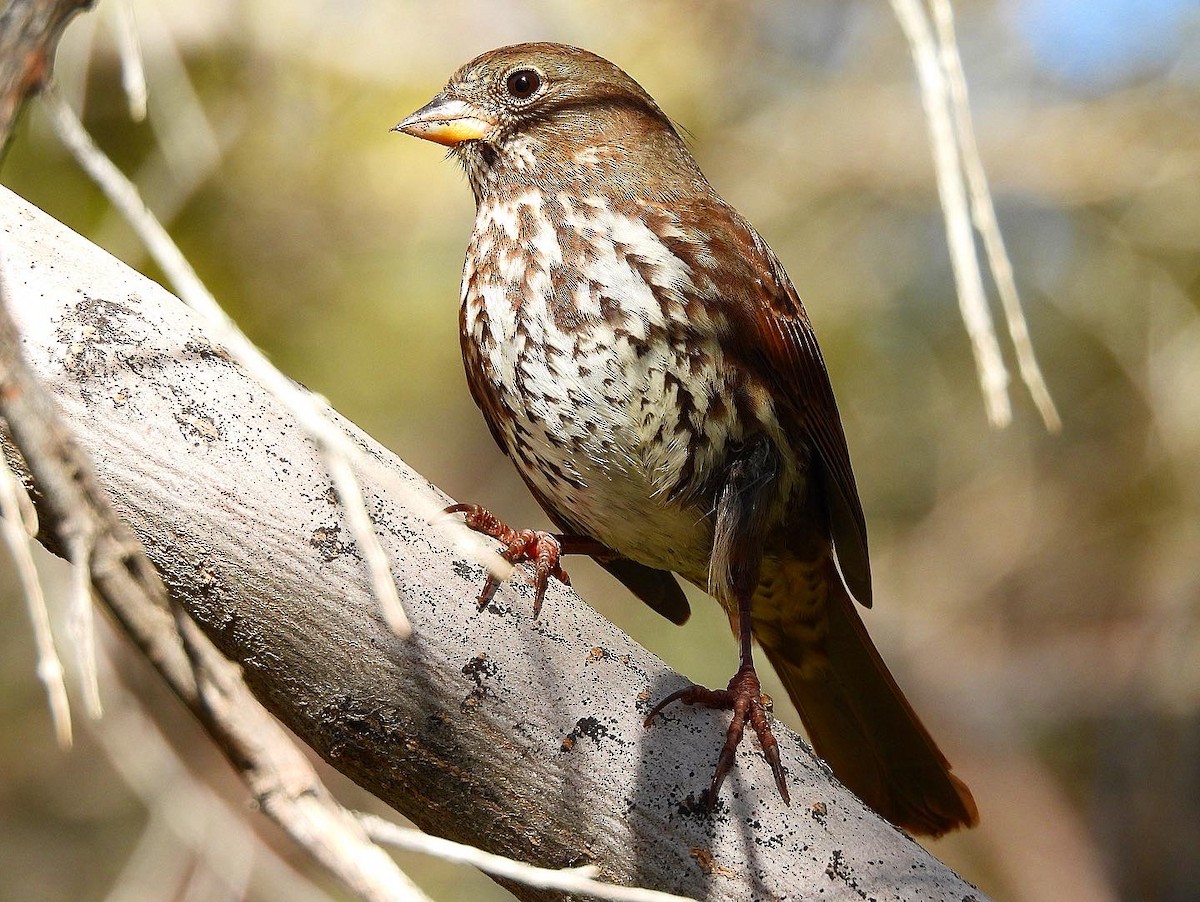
[{"xmin": 763, "ymin": 588, "xmax": 978, "ymax": 837}]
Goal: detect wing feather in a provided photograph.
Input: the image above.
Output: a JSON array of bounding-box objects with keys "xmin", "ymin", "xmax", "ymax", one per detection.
[{"xmin": 722, "ymin": 226, "xmax": 873, "ymax": 607}]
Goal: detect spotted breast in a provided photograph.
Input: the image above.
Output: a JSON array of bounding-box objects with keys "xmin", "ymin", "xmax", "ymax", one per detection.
[{"xmin": 460, "ymin": 182, "xmax": 769, "ymax": 581}]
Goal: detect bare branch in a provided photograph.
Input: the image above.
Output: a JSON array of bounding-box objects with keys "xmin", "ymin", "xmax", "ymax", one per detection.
[
  {"xmin": 65, "ymin": 529, "xmax": 102, "ymax": 716},
  {"xmin": 360, "ymin": 814, "xmax": 697, "ymax": 902},
  {"xmin": 0, "ymin": 209, "xmax": 433, "ymax": 902},
  {"xmin": 109, "ymin": 0, "xmax": 147, "ymax": 122}
]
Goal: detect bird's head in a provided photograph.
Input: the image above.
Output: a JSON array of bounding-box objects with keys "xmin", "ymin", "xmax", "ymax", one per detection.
[{"xmin": 395, "ymin": 43, "xmax": 698, "ymax": 202}]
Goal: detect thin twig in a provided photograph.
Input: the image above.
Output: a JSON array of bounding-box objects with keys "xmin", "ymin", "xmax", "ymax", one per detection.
[
  {"xmin": 66, "ymin": 531, "xmax": 102, "ymax": 716},
  {"xmin": 0, "ymin": 450, "xmax": 72, "ymax": 747},
  {"xmin": 110, "ymin": 0, "xmax": 145, "ymax": 121},
  {"xmin": 359, "ymin": 814, "xmax": 697, "ymax": 902},
  {"xmin": 890, "ymin": 0, "xmax": 1012, "ymax": 427},
  {"xmin": 931, "ymin": 0, "xmax": 1061, "ymax": 431},
  {"xmin": 127, "ymin": 1, "xmax": 220, "ymax": 184}
]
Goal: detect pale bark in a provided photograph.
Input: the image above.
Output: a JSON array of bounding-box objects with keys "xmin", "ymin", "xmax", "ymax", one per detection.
[{"xmin": 0, "ymin": 186, "xmax": 985, "ymax": 901}]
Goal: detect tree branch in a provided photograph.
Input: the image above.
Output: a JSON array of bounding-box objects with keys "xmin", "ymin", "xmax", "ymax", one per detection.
[
  {"xmin": 0, "ymin": 0, "xmax": 91, "ymax": 155},
  {"xmin": 0, "ymin": 212, "xmax": 429, "ymax": 902},
  {"xmin": 0, "ymin": 185, "xmax": 986, "ymax": 901}
]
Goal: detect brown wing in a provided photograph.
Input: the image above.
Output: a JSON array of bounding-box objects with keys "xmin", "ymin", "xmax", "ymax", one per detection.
[
  {"xmin": 724, "ymin": 227, "xmax": 873, "ymax": 607},
  {"xmin": 598, "ymin": 559, "xmax": 691, "ymax": 625}
]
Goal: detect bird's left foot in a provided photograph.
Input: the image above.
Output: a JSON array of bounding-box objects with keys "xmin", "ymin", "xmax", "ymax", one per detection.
[
  {"xmin": 644, "ymin": 664, "xmax": 789, "ymax": 808},
  {"xmin": 445, "ymin": 503, "xmax": 574, "ymax": 618}
]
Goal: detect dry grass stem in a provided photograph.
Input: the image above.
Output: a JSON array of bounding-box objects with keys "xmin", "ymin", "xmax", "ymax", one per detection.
[
  {"xmin": 360, "ymin": 814, "xmax": 698, "ymax": 902},
  {"xmin": 110, "ymin": 0, "xmax": 147, "ymax": 122},
  {"xmin": 931, "ymin": 0, "xmax": 1061, "ymax": 431},
  {"xmin": 66, "ymin": 532, "xmax": 103, "ymax": 717},
  {"xmin": 890, "ymin": 0, "xmax": 1012, "ymax": 427},
  {"xmin": 0, "ymin": 450, "xmax": 72, "ymax": 747}
]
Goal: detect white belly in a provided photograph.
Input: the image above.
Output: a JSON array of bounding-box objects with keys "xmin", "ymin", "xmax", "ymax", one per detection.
[{"xmin": 508, "ymin": 335, "xmax": 718, "ymax": 575}]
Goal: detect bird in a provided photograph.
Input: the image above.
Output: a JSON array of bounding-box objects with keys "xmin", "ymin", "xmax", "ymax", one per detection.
[{"xmin": 396, "ymin": 42, "xmax": 978, "ymax": 836}]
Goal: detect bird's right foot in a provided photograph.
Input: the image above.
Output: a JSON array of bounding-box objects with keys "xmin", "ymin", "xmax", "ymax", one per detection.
[{"xmin": 644, "ymin": 663, "xmax": 789, "ymax": 808}]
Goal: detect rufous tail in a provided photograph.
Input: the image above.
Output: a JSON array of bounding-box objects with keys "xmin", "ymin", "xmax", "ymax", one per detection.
[{"xmin": 762, "ymin": 586, "xmax": 978, "ymax": 837}]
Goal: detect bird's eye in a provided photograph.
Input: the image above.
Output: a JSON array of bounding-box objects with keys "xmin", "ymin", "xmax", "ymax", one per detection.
[{"xmin": 505, "ymin": 69, "xmax": 541, "ymax": 100}]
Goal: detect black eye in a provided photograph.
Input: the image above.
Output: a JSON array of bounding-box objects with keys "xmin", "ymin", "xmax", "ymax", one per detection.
[{"xmin": 505, "ymin": 69, "xmax": 541, "ymax": 100}]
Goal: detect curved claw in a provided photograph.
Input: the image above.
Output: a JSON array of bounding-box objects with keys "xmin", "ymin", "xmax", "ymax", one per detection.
[
  {"xmin": 757, "ymin": 725, "xmax": 790, "ymax": 803},
  {"xmin": 644, "ymin": 665, "xmax": 789, "ymax": 808},
  {"xmin": 446, "ymin": 503, "xmax": 571, "ymax": 617},
  {"xmin": 475, "ymin": 573, "xmax": 504, "ymax": 611},
  {"xmin": 530, "ymin": 530, "xmax": 570, "ymax": 618},
  {"xmin": 643, "ymin": 684, "xmax": 721, "ymax": 728},
  {"xmin": 708, "ymin": 703, "xmax": 747, "ymax": 809}
]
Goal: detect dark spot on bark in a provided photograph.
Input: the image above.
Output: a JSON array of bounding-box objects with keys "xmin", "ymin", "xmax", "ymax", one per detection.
[
  {"xmin": 173, "ymin": 403, "xmax": 223, "ymax": 445},
  {"xmin": 559, "ymin": 715, "xmax": 612, "ymax": 752},
  {"xmin": 677, "ymin": 790, "xmax": 719, "ymax": 819},
  {"xmin": 824, "ymin": 849, "xmax": 869, "ymax": 899},
  {"xmin": 310, "ymin": 523, "xmax": 355, "ymax": 562},
  {"xmin": 451, "ymin": 558, "xmax": 482, "ymax": 584},
  {"xmin": 461, "ymin": 653, "xmax": 498, "ymax": 710},
  {"xmin": 462, "ymin": 653, "xmax": 497, "ymax": 686},
  {"xmin": 182, "ymin": 338, "xmax": 235, "ymax": 366}
]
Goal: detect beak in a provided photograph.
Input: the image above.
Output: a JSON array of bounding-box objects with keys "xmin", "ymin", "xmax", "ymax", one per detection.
[{"xmin": 393, "ymin": 94, "xmax": 495, "ymax": 146}]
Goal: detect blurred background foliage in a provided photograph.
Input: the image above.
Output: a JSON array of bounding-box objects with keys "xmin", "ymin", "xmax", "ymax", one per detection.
[{"xmin": 1, "ymin": 0, "xmax": 1198, "ymax": 900}]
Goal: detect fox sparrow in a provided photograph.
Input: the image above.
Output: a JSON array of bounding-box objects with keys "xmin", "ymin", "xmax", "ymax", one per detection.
[{"xmin": 397, "ymin": 43, "xmax": 977, "ymax": 836}]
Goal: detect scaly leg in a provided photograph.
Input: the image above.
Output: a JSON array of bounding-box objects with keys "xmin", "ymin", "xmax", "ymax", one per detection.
[
  {"xmin": 644, "ymin": 589, "xmax": 788, "ymax": 808},
  {"xmin": 643, "ymin": 436, "xmax": 788, "ymax": 807}
]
